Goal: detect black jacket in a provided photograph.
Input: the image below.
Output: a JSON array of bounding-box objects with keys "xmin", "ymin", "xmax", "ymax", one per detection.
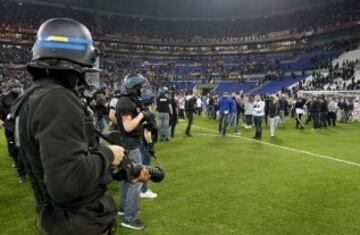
[
  {"xmin": 279, "ymin": 98, "xmax": 288, "ymax": 110},
  {"xmin": 320, "ymin": 101, "xmax": 328, "ymax": 112},
  {"xmin": 185, "ymin": 95, "xmax": 196, "ymax": 112},
  {"xmin": 0, "ymin": 91, "xmax": 19, "ymax": 131},
  {"xmin": 12, "ymin": 78, "xmax": 116, "ymax": 235},
  {"xmin": 310, "ymin": 101, "xmax": 321, "ymax": 113},
  {"xmin": 268, "ymin": 101, "xmax": 280, "ymax": 118}
]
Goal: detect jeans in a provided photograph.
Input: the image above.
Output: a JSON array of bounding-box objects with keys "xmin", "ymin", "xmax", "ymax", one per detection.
[
  {"xmin": 96, "ymin": 116, "xmax": 105, "ymax": 133},
  {"xmin": 311, "ymin": 112, "xmax": 320, "ymax": 129},
  {"xmin": 140, "ymin": 144, "xmax": 151, "ymax": 193},
  {"xmin": 229, "ymin": 112, "xmax": 238, "ymax": 133},
  {"xmin": 254, "ymin": 116, "xmax": 263, "ymax": 138},
  {"xmin": 218, "ymin": 113, "xmax": 229, "ymax": 136},
  {"xmin": 269, "ymin": 116, "xmax": 280, "ymax": 135},
  {"xmin": 158, "ymin": 112, "xmax": 170, "ymax": 141},
  {"xmin": 279, "ymin": 110, "xmax": 286, "ymax": 125},
  {"xmin": 120, "ymin": 148, "xmax": 142, "ymax": 222}
]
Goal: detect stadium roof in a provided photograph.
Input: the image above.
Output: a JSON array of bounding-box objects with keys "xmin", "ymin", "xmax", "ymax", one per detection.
[{"xmin": 17, "ymin": 0, "xmax": 332, "ymax": 20}]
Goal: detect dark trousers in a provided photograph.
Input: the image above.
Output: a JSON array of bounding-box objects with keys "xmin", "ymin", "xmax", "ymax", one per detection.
[
  {"xmin": 208, "ymin": 106, "xmax": 214, "ymax": 119},
  {"xmin": 254, "ymin": 116, "xmax": 263, "ymax": 138},
  {"xmin": 185, "ymin": 112, "xmax": 193, "ymax": 135},
  {"xmin": 327, "ymin": 112, "xmax": 336, "ymax": 126},
  {"xmin": 264, "ymin": 111, "xmax": 269, "ymax": 126},
  {"xmin": 296, "ymin": 114, "xmax": 303, "ymax": 128},
  {"xmin": 305, "ymin": 112, "xmax": 312, "ymax": 124},
  {"xmin": 320, "ymin": 112, "xmax": 328, "ymax": 128},
  {"xmin": 179, "ymin": 109, "xmax": 185, "ymax": 119},
  {"xmin": 140, "ymin": 144, "xmax": 151, "ymax": 193},
  {"xmin": 245, "ymin": 115, "xmax": 252, "ymax": 126},
  {"xmin": 311, "ymin": 112, "xmax": 320, "ymax": 129},
  {"xmin": 218, "ymin": 113, "xmax": 229, "ymax": 136},
  {"xmin": 5, "ymin": 129, "xmax": 26, "ymax": 177},
  {"xmin": 170, "ymin": 116, "xmax": 177, "ymax": 137}
]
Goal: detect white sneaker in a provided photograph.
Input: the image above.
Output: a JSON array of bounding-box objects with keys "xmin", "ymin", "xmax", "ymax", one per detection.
[
  {"xmin": 271, "ymin": 133, "xmax": 274, "ymax": 137},
  {"xmin": 140, "ymin": 189, "xmax": 157, "ymax": 199}
]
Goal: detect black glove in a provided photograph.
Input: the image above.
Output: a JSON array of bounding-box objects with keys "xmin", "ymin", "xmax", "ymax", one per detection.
[
  {"xmin": 142, "ymin": 110, "xmax": 152, "ymax": 122},
  {"xmin": 149, "ymin": 144, "xmax": 155, "ymax": 156}
]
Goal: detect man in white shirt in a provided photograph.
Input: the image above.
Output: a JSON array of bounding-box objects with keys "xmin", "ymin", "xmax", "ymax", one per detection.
[
  {"xmin": 253, "ymin": 95, "xmax": 265, "ymax": 140},
  {"xmin": 196, "ymin": 97, "xmax": 202, "ymax": 116}
]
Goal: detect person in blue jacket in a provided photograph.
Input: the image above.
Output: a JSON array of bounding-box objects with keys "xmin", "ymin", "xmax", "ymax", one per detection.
[{"xmin": 218, "ymin": 92, "xmax": 232, "ymax": 136}]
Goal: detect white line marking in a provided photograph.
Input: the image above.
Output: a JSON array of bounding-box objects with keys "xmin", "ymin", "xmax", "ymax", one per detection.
[{"xmin": 190, "ymin": 125, "xmax": 360, "ymax": 168}]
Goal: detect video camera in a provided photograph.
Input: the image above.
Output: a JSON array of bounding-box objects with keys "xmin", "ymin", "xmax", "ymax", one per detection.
[{"xmin": 98, "ymin": 130, "xmax": 165, "ymax": 183}]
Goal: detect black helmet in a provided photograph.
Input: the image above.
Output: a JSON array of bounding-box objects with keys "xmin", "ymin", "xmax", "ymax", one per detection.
[
  {"xmin": 159, "ymin": 87, "xmax": 168, "ymax": 97},
  {"xmin": 114, "ymin": 83, "xmax": 124, "ymax": 95},
  {"xmin": 27, "ymin": 18, "xmax": 99, "ymax": 75},
  {"xmin": 122, "ymin": 73, "xmax": 148, "ymax": 96},
  {"xmin": 7, "ymin": 79, "xmax": 22, "ymax": 88}
]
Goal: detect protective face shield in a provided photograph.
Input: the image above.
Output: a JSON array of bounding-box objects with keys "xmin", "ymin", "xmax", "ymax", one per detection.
[
  {"xmin": 122, "ymin": 73, "xmax": 149, "ymax": 96},
  {"xmin": 139, "ymin": 87, "xmax": 155, "ymax": 106}
]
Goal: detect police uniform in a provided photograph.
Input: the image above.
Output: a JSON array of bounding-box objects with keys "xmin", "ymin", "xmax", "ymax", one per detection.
[
  {"xmin": 11, "ymin": 18, "xmax": 118, "ymax": 235},
  {"xmin": 0, "ymin": 81, "xmax": 26, "ymax": 181}
]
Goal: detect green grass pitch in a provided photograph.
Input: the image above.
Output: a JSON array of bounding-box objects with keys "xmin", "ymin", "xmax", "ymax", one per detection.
[{"xmin": 0, "ymin": 117, "xmax": 360, "ymax": 235}]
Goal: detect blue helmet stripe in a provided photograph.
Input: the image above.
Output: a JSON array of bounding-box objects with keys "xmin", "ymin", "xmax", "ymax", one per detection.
[
  {"xmin": 35, "ymin": 42, "xmax": 86, "ymax": 51},
  {"xmin": 39, "ymin": 35, "xmax": 93, "ymax": 45},
  {"xmin": 68, "ymin": 37, "xmax": 93, "ymax": 45}
]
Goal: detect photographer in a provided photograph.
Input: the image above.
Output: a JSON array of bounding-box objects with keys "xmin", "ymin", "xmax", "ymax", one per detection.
[
  {"xmin": 11, "ymin": 18, "xmax": 147, "ymax": 235},
  {"xmin": 116, "ymin": 73, "xmax": 152, "ymax": 230}
]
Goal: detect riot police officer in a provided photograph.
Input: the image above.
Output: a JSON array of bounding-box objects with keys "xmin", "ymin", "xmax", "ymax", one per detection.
[
  {"xmin": 10, "ymin": 18, "xmax": 149, "ymax": 235},
  {"xmin": 0, "ymin": 79, "xmax": 26, "ymax": 183}
]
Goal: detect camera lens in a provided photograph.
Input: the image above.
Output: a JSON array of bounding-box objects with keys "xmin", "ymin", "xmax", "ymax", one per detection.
[{"xmin": 148, "ymin": 167, "xmax": 165, "ymax": 183}]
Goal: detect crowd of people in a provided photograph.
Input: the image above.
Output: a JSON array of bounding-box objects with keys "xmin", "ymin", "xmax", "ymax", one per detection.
[
  {"xmin": 286, "ymin": 59, "xmax": 360, "ymax": 97},
  {"xmin": 1, "ymin": 36, "xmax": 356, "ymax": 90},
  {"xmin": 178, "ymin": 92, "xmax": 360, "ymax": 138}
]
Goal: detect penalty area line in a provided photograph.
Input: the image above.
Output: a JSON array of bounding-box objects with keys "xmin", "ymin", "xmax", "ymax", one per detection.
[{"xmin": 191, "ymin": 124, "xmax": 360, "ymax": 168}]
